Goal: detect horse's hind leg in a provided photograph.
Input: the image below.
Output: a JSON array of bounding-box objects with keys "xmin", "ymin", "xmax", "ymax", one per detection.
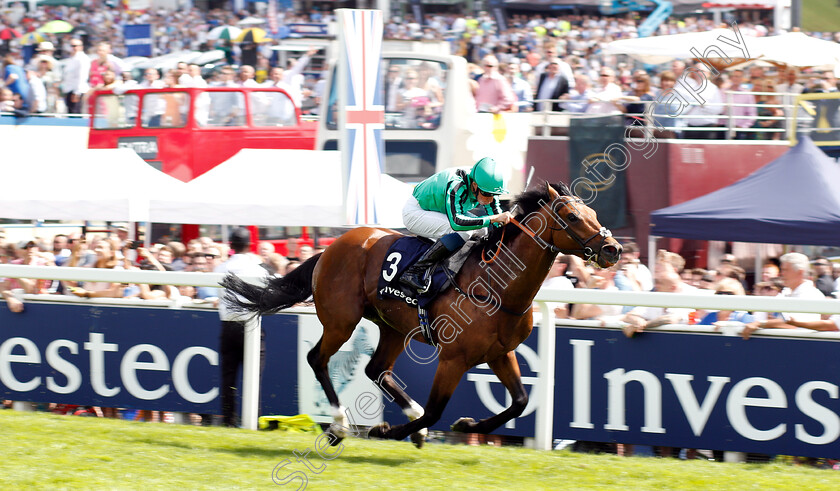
[
  {"xmin": 364, "ymin": 326, "xmax": 428, "ymax": 447},
  {"xmin": 451, "ymin": 350, "xmax": 528, "ymax": 434},
  {"xmin": 308, "ymin": 305, "xmax": 364, "ymax": 443}
]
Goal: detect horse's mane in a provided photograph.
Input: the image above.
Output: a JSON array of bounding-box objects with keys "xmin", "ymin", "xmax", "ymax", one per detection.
[{"xmin": 484, "ymin": 181, "xmax": 573, "ymax": 248}]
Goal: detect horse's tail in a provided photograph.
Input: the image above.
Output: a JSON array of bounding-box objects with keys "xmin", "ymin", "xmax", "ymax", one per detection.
[{"xmin": 221, "ymin": 253, "xmax": 322, "ymax": 317}]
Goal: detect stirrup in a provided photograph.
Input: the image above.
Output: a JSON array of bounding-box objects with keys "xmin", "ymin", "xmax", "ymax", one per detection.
[{"xmin": 401, "ymin": 268, "xmax": 432, "ymax": 293}]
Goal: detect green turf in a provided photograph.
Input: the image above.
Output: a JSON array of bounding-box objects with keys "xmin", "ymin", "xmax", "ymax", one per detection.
[
  {"xmin": 801, "ymin": 0, "xmax": 840, "ymax": 33},
  {"xmin": 2, "ymin": 411, "xmax": 840, "ymax": 489}
]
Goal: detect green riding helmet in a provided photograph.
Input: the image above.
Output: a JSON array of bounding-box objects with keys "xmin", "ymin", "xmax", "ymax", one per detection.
[{"xmin": 469, "ymin": 157, "xmax": 509, "ymax": 195}]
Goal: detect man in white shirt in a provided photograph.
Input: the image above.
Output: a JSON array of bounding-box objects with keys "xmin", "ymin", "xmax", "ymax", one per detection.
[
  {"xmin": 60, "ymin": 39, "xmax": 90, "ymax": 114},
  {"xmin": 237, "ymin": 65, "xmax": 260, "ymax": 87},
  {"xmin": 679, "ymin": 62, "xmax": 724, "ymax": 139},
  {"xmin": 585, "ymin": 67, "xmax": 623, "ymax": 115},
  {"xmin": 774, "ymin": 252, "xmax": 825, "ymax": 322},
  {"xmin": 216, "ymin": 227, "xmax": 268, "ymax": 427},
  {"xmin": 742, "ymin": 253, "xmax": 835, "ymax": 339},
  {"xmin": 114, "ymin": 68, "xmax": 166, "ymax": 125},
  {"xmin": 178, "ymin": 64, "xmax": 207, "ymax": 88}
]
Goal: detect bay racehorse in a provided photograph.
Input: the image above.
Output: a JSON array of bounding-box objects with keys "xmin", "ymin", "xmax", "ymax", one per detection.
[{"xmin": 221, "ymin": 182, "xmax": 621, "ymax": 447}]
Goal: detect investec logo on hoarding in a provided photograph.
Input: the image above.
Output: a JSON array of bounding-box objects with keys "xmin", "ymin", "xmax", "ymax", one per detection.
[
  {"xmin": 0, "ymin": 332, "xmax": 217, "ymax": 403},
  {"xmin": 568, "ymin": 339, "xmax": 840, "ymax": 445}
]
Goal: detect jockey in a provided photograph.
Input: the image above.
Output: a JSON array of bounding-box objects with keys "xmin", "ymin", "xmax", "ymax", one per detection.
[{"xmin": 400, "ymin": 157, "xmax": 513, "ymax": 292}]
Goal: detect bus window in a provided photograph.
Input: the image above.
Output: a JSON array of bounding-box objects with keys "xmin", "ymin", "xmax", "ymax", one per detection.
[
  {"xmin": 199, "ymin": 91, "xmax": 246, "ymax": 127},
  {"xmin": 92, "ymin": 93, "xmax": 137, "ymax": 129},
  {"xmin": 141, "ymin": 91, "xmax": 190, "ymax": 128},
  {"xmin": 249, "ymin": 91, "xmax": 296, "ymax": 127},
  {"xmin": 327, "ymin": 58, "xmax": 448, "ymax": 131}
]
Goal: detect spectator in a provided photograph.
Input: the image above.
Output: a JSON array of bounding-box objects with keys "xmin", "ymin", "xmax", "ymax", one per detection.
[
  {"xmin": 0, "ymin": 87, "xmax": 15, "ymax": 112},
  {"xmin": 216, "ymin": 227, "xmax": 267, "ymax": 427},
  {"xmin": 88, "ymin": 42, "xmax": 123, "ymax": 88},
  {"xmin": 680, "ymin": 62, "xmax": 724, "ymax": 139},
  {"xmin": 751, "ymin": 78, "xmax": 784, "ymax": 141},
  {"xmin": 671, "ymin": 60, "xmax": 686, "ymax": 80},
  {"xmin": 67, "ymin": 237, "xmax": 124, "ymax": 299},
  {"xmin": 167, "ymin": 241, "xmax": 188, "ymax": 271},
  {"xmin": 384, "ymin": 64, "xmax": 403, "ymax": 113},
  {"xmin": 614, "ymin": 242, "xmax": 652, "ymax": 292},
  {"xmin": 133, "ymin": 248, "xmax": 178, "ymax": 300},
  {"xmin": 237, "ymin": 65, "xmax": 259, "ymax": 87},
  {"xmin": 722, "ymin": 69, "xmax": 757, "ymax": 140},
  {"xmin": 651, "ymin": 70, "xmax": 680, "ymax": 137},
  {"xmin": 298, "ymin": 245, "xmax": 314, "ymax": 263},
  {"xmin": 621, "ymin": 269, "xmax": 696, "ymax": 338},
  {"xmin": 417, "ymin": 61, "xmax": 445, "ymax": 113},
  {"xmin": 775, "ymin": 67, "xmax": 804, "ymax": 118},
  {"xmin": 280, "ymin": 49, "xmax": 317, "ymax": 104},
  {"xmin": 534, "ymin": 43, "xmax": 574, "ymax": 82},
  {"xmin": 180, "ymin": 64, "xmax": 207, "ymax": 88},
  {"xmin": 534, "ymin": 58, "xmax": 569, "ymax": 112},
  {"xmin": 3, "ymin": 53, "xmax": 31, "ymax": 111},
  {"xmin": 396, "ymin": 69, "xmax": 431, "ymax": 129},
  {"xmin": 559, "ymin": 74, "xmax": 592, "ymax": 113},
  {"xmin": 1, "ymin": 243, "xmax": 25, "ymax": 312},
  {"xmin": 585, "ymin": 67, "xmax": 622, "ymax": 115},
  {"xmin": 27, "ymin": 42, "xmax": 61, "ymax": 85},
  {"xmin": 762, "ymin": 261, "xmax": 780, "ymax": 282},
  {"xmin": 572, "ymin": 264, "xmax": 624, "ymax": 321},
  {"xmin": 85, "ymin": 68, "xmax": 121, "ymax": 117},
  {"xmin": 264, "ymin": 253, "xmax": 289, "ymax": 277},
  {"xmin": 813, "ymin": 257, "xmax": 835, "ymax": 297},
  {"xmin": 765, "ymin": 252, "xmax": 826, "ymax": 323},
  {"xmin": 696, "ymin": 278, "xmax": 755, "ymax": 326},
  {"xmin": 474, "ymin": 54, "xmax": 515, "ymax": 113},
  {"xmin": 743, "ymin": 261, "xmax": 839, "ymax": 339},
  {"xmin": 52, "ymin": 234, "xmax": 71, "ymax": 266},
  {"xmin": 621, "ymin": 73, "xmax": 655, "ymax": 127},
  {"xmin": 60, "ymin": 39, "xmax": 90, "ymax": 114}
]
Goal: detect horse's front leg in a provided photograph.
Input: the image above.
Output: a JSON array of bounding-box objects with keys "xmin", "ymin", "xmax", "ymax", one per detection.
[
  {"xmin": 368, "ymin": 358, "xmax": 467, "ymax": 443},
  {"xmin": 451, "ymin": 350, "xmax": 528, "ymax": 434}
]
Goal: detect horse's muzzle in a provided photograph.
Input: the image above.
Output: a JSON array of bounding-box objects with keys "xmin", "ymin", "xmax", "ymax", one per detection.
[{"xmin": 599, "ymin": 242, "xmax": 622, "ymax": 267}]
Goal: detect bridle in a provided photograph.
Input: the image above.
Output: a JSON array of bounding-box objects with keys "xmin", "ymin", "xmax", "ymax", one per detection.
[
  {"xmin": 501, "ymin": 196, "xmax": 614, "ymax": 263},
  {"xmin": 469, "ymin": 195, "xmax": 614, "ymax": 316}
]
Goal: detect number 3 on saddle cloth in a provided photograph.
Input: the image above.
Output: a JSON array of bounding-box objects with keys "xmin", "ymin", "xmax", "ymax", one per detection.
[{"xmin": 377, "ymin": 237, "xmax": 460, "ymax": 346}]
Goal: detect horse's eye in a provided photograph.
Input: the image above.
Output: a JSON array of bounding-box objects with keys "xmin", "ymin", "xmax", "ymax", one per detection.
[{"xmin": 567, "ymin": 213, "xmax": 579, "ymax": 223}]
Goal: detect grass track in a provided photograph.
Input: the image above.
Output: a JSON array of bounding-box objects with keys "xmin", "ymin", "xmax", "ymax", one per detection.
[
  {"xmin": 802, "ymin": 0, "xmax": 840, "ymax": 33},
  {"xmin": 2, "ymin": 411, "xmax": 840, "ymax": 489}
]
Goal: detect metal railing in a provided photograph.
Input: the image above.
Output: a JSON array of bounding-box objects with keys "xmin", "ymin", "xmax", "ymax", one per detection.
[{"xmin": 530, "ymin": 91, "xmax": 835, "ymax": 142}]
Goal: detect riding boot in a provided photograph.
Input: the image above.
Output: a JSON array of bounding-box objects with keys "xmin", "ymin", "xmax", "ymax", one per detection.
[{"xmin": 400, "ymin": 240, "xmax": 452, "ymax": 293}]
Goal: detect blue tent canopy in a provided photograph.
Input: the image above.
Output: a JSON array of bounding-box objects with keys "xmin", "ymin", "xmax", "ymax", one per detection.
[{"xmin": 650, "ymin": 136, "xmax": 840, "ymax": 246}]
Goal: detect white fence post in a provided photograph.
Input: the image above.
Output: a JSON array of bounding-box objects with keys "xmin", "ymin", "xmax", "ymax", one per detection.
[
  {"xmin": 241, "ymin": 315, "xmax": 262, "ymax": 430},
  {"xmin": 535, "ymin": 301, "xmax": 556, "ymax": 450}
]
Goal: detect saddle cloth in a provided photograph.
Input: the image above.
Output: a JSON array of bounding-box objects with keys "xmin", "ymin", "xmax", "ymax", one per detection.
[{"xmin": 376, "ymin": 237, "xmax": 452, "ymax": 309}]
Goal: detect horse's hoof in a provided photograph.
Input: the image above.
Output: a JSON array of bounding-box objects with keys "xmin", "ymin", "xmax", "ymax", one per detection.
[
  {"xmin": 450, "ymin": 417, "xmax": 476, "ymax": 433},
  {"xmin": 367, "ymin": 422, "xmax": 390, "ymax": 440},
  {"xmin": 324, "ymin": 426, "xmax": 345, "ymax": 447},
  {"xmin": 410, "ymin": 431, "xmax": 426, "ymax": 449}
]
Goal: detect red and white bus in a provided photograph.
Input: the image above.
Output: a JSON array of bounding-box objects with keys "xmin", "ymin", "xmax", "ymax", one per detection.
[{"xmin": 87, "ymin": 86, "xmax": 318, "ymax": 182}]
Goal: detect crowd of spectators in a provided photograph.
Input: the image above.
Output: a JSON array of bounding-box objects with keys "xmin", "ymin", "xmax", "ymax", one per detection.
[
  {"xmin": 1, "ymin": 5, "xmax": 838, "ymax": 138},
  {"xmin": 0, "ymin": 226, "xmax": 322, "ymax": 422},
  {"xmin": 539, "ymin": 244, "xmax": 839, "ymax": 463},
  {"xmin": 0, "ymin": 226, "xmax": 319, "ymax": 310},
  {"xmin": 541, "ymin": 243, "xmax": 840, "ymax": 340}
]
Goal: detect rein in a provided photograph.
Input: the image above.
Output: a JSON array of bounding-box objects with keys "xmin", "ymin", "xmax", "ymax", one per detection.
[{"xmin": 442, "ymin": 265, "xmax": 531, "ymax": 317}]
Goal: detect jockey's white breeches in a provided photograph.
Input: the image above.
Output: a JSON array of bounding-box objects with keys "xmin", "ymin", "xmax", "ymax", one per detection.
[{"xmin": 402, "ymin": 195, "xmax": 472, "ymax": 242}]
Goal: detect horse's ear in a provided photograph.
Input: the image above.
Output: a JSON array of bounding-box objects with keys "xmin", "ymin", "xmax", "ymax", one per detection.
[{"xmin": 546, "ymin": 181, "xmax": 560, "ymax": 200}]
